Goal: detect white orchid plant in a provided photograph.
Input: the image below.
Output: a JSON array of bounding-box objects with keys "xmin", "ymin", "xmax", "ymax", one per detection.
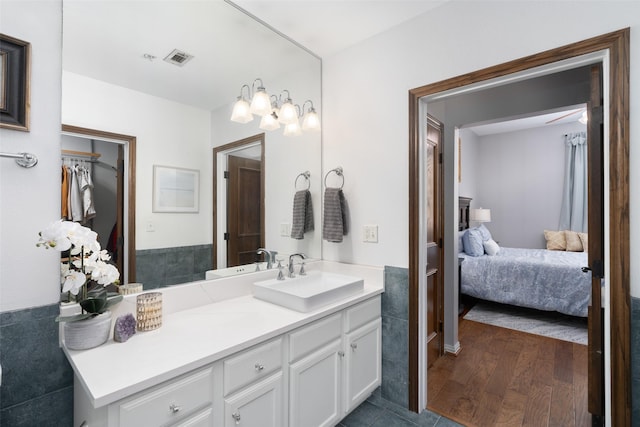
[{"xmin": 37, "ymin": 220, "xmax": 122, "ymax": 322}]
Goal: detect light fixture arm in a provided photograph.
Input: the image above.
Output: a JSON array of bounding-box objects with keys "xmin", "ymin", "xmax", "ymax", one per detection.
[
  {"xmin": 252, "ymin": 78, "xmax": 265, "ymax": 94},
  {"xmin": 238, "ymin": 84, "xmax": 251, "ymax": 100},
  {"xmin": 302, "ymin": 99, "xmax": 315, "ymax": 113}
]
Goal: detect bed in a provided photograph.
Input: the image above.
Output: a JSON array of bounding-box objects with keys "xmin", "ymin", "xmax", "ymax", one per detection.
[{"xmin": 458, "ymin": 198, "xmax": 590, "ymax": 317}]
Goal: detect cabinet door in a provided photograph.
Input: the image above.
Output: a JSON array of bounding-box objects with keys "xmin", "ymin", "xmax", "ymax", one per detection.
[
  {"xmin": 344, "ymin": 319, "xmax": 381, "ymax": 413},
  {"xmin": 224, "ymin": 372, "xmax": 283, "ymax": 427},
  {"xmin": 289, "ymin": 339, "xmax": 342, "ymax": 427}
]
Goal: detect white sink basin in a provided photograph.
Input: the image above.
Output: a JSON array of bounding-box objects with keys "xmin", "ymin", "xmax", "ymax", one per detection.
[{"xmin": 252, "ymin": 271, "xmax": 364, "ymax": 312}]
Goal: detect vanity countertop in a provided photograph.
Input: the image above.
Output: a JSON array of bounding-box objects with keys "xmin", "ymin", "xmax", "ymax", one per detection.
[{"xmin": 63, "ymin": 261, "xmax": 384, "ymax": 408}]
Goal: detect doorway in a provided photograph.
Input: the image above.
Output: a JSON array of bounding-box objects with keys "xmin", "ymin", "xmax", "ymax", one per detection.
[
  {"xmin": 408, "ymin": 29, "xmax": 630, "ymax": 426},
  {"xmin": 61, "ymin": 124, "xmax": 137, "ymax": 284},
  {"xmin": 213, "ymin": 134, "xmax": 265, "ymax": 269}
]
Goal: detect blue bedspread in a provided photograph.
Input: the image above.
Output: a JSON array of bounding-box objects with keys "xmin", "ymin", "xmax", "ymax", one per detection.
[{"xmin": 460, "ymin": 247, "xmax": 590, "ymax": 317}]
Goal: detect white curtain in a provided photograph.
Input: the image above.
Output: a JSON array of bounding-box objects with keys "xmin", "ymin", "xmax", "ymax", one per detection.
[{"xmin": 559, "ymin": 132, "xmax": 588, "ymax": 232}]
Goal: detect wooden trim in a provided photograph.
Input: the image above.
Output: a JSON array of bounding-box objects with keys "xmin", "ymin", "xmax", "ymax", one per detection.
[
  {"xmin": 212, "ymin": 133, "xmax": 266, "ymax": 269},
  {"xmin": 61, "ymin": 124, "xmax": 137, "ymax": 283},
  {"xmin": 407, "ymin": 29, "xmax": 630, "ymax": 425}
]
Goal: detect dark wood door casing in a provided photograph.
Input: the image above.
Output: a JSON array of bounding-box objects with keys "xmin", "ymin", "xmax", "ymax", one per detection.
[{"xmin": 408, "ymin": 29, "xmax": 630, "ymax": 426}]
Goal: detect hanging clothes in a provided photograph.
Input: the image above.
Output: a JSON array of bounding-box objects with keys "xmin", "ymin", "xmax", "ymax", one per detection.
[
  {"xmin": 61, "ymin": 165, "xmax": 69, "ymax": 219},
  {"xmin": 80, "ymin": 166, "xmax": 96, "ymax": 221},
  {"xmin": 69, "ymin": 165, "xmax": 84, "ymax": 222}
]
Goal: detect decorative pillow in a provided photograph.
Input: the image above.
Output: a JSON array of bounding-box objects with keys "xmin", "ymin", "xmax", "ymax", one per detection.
[
  {"xmin": 564, "ymin": 230, "xmax": 583, "ymax": 252},
  {"xmin": 463, "ymin": 229, "xmax": 484, "ymax": 257},
  {"xmin": 483, "ymin": 239, "xmax": 500, "ymax": 256},
  {"xmin": 544, "ymin": 230, "xmax": 566, "ymax": 251},
  {"xmin": 477, "ymin": 224, "xmax": 492, "ymax": 242},
  {"xmin": 458, "ymin": 231, "xmax": 466, "ymax": 253},
  {"xmin": 578, "ymin": 232, "xmax": 588, "ymax": 252}
]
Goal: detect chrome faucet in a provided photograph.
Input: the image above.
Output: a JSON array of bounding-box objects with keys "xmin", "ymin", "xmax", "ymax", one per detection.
[
  {"xmin": 288, "ymin": 253, "xmax": 306, "ymax": 278},
  {"xmin": 256, "ymin": 248, "xmax": 273, "ymax": 269}
]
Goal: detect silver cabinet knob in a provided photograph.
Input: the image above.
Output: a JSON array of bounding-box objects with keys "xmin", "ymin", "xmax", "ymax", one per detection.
[
  {"xmin": 351, "ymin": 342, "xmax": 358, "ymax": 351},
  {"xmin": 232, "ymin": 412, "xmax": 241, "ymax": 424},
  {"xmin": 169, "ymin": 404, "xmax": 181, "ymax": 413},
  {"xmin": 255, "ymin": 362, "xmax": 264, "ymax": 371},
  {"xmin": 338, "ymin": 350, "xmax": 345, "ymax": 358}
]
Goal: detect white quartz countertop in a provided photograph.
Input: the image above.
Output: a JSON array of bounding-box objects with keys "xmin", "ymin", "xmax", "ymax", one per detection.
[{"xmin": 63, "ymin": 261, "xmax": 384, "ymax": 408}]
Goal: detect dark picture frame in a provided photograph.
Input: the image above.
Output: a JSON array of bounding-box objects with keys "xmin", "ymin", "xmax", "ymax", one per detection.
[{"xmin": 0, "ymin": 34, "xmax": 31, "ymax": 131}]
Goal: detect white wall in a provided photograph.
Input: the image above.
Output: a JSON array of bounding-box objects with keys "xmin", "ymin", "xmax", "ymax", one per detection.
[
  {"xmin": 472, "ymin": 121, "xmax": 586, "ymax": 249},
  {"xmin": 458, "ymin": 128, "xmax": 479, "ymax": 201},
  {"xmin": 322, "ymin": 1, "xmax": 640, "ymax": 298},
  {"xmin": 62, "ymin": 71, "xmax": 212, "ymax": 250},
  {"xmin": 0, "ymin": 0, "xmax": 62, "ymax": 312}
]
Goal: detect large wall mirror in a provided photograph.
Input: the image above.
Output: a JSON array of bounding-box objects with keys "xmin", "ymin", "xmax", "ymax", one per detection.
[{"xmin": 61, "ymin": 0, "xmax": 322, "ymax": 288}]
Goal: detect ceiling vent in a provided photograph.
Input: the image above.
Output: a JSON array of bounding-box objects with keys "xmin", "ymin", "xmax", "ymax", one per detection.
[{"xmin": 163, "ymin": 49, "xmax": 194, "ymax": 67}]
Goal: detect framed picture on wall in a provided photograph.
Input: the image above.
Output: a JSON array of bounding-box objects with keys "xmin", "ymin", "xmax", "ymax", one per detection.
[
  {"xmin": 153, "ymin": 165, "xmax": 200, "ymax": 213},
  {"xmin": 0, "ymin": 34, "xmax": 31, "ymax": 131}
]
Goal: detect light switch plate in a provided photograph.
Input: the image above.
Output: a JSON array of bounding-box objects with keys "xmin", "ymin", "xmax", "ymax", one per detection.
[
  {"xmin": 280, "ymin": 223, "xmax": 291, "ymax": 237},
  {"xmin": 363, "ymin": 225, "xmax": 378, "ymax": 243}
]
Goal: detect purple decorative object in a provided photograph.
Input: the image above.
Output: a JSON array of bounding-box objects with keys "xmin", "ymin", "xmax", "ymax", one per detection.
[{"xmin": 114, "ymin": 313, "xmax": 137, "ymax": 343}]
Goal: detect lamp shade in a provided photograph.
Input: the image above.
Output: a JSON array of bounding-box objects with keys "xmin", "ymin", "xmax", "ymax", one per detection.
[
  {"xmin": 230, "ymin": 97, "xmax": 253, "ymax": 123},
  {"xmin": 278, "ymin": 100, "xmax": 298, "ymax": 125},
  {"xmin": 283, "ymin": 120, "xmax": 302, "ymax": 137},
  {"xmin": 259, "ymin": 112, "xmax": 280, "ymax": 131},
  {"xmin": 249, "ymin": 88, "xmax": 271, "ymax": 116},
  {"xmin": 302, "ymin": 108, "xmax": 320, "ymax": 131},
  {"xmin": 471, "ymin": 208, "xmax": 491, "ymax": 222}
]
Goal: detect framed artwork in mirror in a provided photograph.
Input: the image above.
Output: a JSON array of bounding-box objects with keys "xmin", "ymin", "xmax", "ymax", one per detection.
[
  {"xmin": 153, "ymin": 165, "xmax": 199, "ymax": 213},
  {"xmin": 0, "ymin": 34, "xmax": 31, "ymax": 131}
]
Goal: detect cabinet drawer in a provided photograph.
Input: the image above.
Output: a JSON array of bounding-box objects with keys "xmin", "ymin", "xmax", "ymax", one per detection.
[
  {"xmin": 117, "ymin": 367, "xmax": 213, "ymax": 426},
  {"xmin": 345, "ymin": 296, "xmax": 380, "ymax": 333},
  {"xmin": 172, "ymin": 407, "xmax": 213, "ymax": 427},
  {"xmin": 224, "ymin": 338, "xmax": 282, "ymax": 396},
  {"xmin": 289, "ymin": 312, "xmax": 342, "ymax": 362}
]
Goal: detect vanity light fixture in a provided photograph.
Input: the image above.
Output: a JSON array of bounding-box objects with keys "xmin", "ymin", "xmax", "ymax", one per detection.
[{"xmin": 231, "ymin": 82, "xmax": 321, "ymax": 135}]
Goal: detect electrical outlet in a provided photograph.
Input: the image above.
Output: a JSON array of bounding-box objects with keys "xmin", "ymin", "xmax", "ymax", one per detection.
[
  {"xmin": 363, "ymin": 225, "xmax": 378, "ymax": 243},
  {"xmin": 146, "ymin": 220, "xmax": 155, "ymax": 232},
  {"xmin": 280, "ymin": 223, "xmax": 291, "ymax": 237}
]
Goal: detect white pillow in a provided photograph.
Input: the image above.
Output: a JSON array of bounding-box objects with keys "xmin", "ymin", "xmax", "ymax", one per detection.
[{"xmin": 483, "ymin": 239, "xmax": 500, "ymax": 256}]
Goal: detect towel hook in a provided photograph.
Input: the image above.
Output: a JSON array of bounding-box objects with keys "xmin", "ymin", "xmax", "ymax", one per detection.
[
  {"xmin": 295, "ymin": 171, "xmax": 311, "ymax": 190},
  {"xmin": 324, "ymin": 166, "xmax": 344, "ymax": 189}
]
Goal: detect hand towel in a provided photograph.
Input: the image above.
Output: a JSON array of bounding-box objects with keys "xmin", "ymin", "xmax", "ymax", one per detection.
[
  {"xmin": 323, "ymin": 188, "xmax": 348, "ymax": 242},
  {"xmin": 290, "ymin": 190, "xmax": 314, "ymax": 239}
]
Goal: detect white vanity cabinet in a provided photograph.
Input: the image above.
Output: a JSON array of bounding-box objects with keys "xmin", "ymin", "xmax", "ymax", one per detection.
[
  {"xmin": 222, "ymin": 338, "xmax": 285, "ymax": 427},
  {"xmin": 73, "ymin": 294, "xmax": 382, "ymax": 427}
]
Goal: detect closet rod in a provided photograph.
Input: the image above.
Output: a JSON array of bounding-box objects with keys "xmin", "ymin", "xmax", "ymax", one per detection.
[
  {"xmin": 0, "ymin": 152, "xmax": 38, "ymax": 168},
  {"xmin": 61, "ymin": 149, "xmax": 101, "ymax": 159}
]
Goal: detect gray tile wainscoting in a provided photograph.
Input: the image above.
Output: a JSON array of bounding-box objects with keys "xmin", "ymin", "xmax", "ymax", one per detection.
[
  {"xmin": 632, "ymin": 296, "xmax": 640, "ymax": 426},
  {"xmin": 0, "ymin": 304, "xmax": 73, "ymax": 427},
  {"xmin": 136, "ymin": 244, "xmax": 213, "ymax": 288},
  {"xmin": 382, "ymin": 266, "xmax": 409, "ymax": 408}
]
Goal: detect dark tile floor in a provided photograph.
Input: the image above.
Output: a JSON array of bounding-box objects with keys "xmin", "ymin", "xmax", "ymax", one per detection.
[{"xmin": 338, "ymin": 388, "xmax": 462, "ymax": 427}]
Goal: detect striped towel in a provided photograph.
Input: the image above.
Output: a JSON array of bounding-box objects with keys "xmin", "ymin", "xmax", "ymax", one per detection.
[
  {"xmin": 323, "ymin": 188, "xmax": 348, "ymax": 242},
  {"xmin": 291, "ymin": 190, "xmax": 314, "ymax": 239}
]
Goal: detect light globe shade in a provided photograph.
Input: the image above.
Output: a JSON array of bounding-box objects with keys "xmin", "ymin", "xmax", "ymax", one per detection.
[
  {"xmin": 283, "ymin": 120, "xmax": 302, "ymax": 137},
  {"xmin": 259, "ymin": 112, "xmax": 280, "ymax": 131},
  {"xmin": 278, "ymin": 101, "xmax": 298, "ymax": 125},
  {"xmin": 230, "ymin": 98, "xmax": 253, "ymax": 123},
  {"xmin": 249, "ymin": 89, "xmax": 271, "ymax": 116},
  {"xmin": 470, "ymin": 208, "xmax": 491, "ymax": 222},
  {"xmin": 302, "ymin": 109, "xmax": 320, "ymax": 131}
]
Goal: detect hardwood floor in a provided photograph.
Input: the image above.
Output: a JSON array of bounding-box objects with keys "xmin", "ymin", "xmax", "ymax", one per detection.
[{"xmin": 427, "ymin": 318, "xmax": 590, "ymax": 427}]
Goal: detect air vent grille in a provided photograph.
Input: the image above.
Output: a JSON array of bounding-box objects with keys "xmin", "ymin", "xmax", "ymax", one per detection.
[{"xmin": 163, "ymin": 49, "xmax": 194, "ymax": 67}]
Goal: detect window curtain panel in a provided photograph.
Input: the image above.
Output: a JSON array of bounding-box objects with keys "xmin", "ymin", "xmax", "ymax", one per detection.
[{"xmin": 559, "ymin": 132, "xmax": 588, "ymax": 232}]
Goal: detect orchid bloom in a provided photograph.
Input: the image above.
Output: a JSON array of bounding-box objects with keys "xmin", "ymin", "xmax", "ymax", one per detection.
[{"xmin": 62, "ymin": 270, "xmax": 87, "ymax": 295}]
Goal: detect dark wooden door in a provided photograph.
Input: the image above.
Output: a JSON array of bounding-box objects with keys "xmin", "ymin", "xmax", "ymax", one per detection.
[
  {"xmin": 586, "ymin": 64, "xmax": 605, "ymax": 424},
  {"xmin": 226, "ymin": 155, "xmax": 263, "ymax": 267},
  {"xmin": 426, "ymin": 115, "xmax": 444, "ymax": 368}
]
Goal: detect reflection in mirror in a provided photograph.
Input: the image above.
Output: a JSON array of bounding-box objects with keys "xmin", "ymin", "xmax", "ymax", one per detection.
[{"xmin": 61, "ymin": 0, "xmax": 322, "ymax": 290}]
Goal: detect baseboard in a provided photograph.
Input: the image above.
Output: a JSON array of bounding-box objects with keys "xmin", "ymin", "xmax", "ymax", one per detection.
[{"xmin": 444, "ymin": 341, "xmax": 461, "ymax": 355}]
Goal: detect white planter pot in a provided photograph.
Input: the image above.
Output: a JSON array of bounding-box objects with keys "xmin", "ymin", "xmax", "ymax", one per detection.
[{"xmin": 64, "ymin": 311, "xmax": 112, "ymax": 350}]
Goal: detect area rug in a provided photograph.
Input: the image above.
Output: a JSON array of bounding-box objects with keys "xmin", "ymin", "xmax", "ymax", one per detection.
[{"xmin": 463, "ymin": 300, "xmax": 588, "ymax": 345}]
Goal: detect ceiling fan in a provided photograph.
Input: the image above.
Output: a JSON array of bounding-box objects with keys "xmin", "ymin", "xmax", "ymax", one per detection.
[{"xmin": 545, "ymin": 107, "xmax": 588, "ymax": 124}]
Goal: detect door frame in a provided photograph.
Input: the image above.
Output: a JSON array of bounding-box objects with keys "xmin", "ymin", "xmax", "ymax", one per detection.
[
  {"xmin": 408, "ymin": 29, "xmax": 630, "ymax": 425},
  {"xmin": 212, "ymin": 133, "xmax": 266, "ymax": 269},
  {"xmin": 61, "ymin": 124, "xmax": 137, "ymax": 283}
]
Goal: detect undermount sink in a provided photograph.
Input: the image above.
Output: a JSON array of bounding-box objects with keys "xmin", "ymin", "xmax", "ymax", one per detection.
[{"xmin": 252, "ymin": 271, "xmax": 364, "ymax": 312}]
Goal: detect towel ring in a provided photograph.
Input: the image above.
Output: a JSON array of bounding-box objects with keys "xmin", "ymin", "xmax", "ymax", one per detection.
[
  {"xmin": 324, "ymin": 166, "xmax": 344, "ymax": 189},
  {"xmin": 295, "ymin": 171, "xmax": 311, "ymax": 190}
]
